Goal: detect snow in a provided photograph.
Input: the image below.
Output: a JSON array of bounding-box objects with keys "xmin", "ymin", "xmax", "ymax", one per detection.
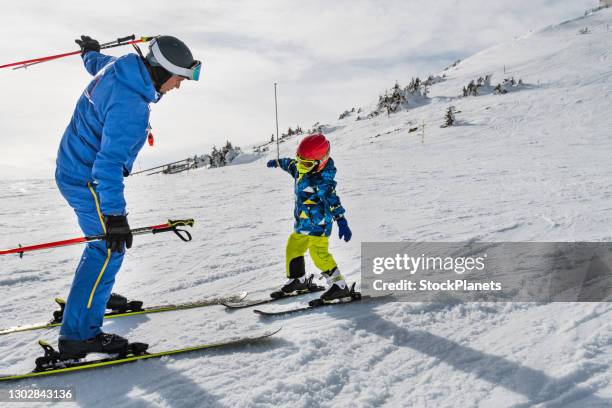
[
  {"xmin": 1, "ymin": 7, "xmax": 612, "ymax": 408},
  {"xmin": 229, "ymin": 152, "xmax": 263, "ymax": 166}
]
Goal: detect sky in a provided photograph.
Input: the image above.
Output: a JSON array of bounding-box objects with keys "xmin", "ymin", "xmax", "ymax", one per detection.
[{"xmin": 0, "ymin": 0, "xmax": 597, "ymax": 179}]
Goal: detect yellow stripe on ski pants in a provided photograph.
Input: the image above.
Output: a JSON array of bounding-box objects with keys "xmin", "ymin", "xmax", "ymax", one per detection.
[
  {"xmin": 86, "ymin": 183, "xmax": 111, "ymax": 309},
  {"xmin": 285, "ymin": 232, "xmax": 337, "ymax": 277}
]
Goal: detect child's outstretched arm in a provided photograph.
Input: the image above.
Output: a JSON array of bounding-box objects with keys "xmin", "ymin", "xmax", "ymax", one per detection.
[{"xmin": 266, "ymin": 158, "xmax": 298, "ymax": 178}]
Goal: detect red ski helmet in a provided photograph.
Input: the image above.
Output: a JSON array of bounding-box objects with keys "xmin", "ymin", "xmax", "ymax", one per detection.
[{"xmin": 296, "ymin": 133, "xmax": 330, "ymax": 173}]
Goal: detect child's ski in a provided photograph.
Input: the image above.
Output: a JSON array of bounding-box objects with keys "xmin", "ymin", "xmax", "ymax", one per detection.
[
  {"xmin": 0, "ymin": 327, "xmax": 281, "ymax": 382},
  {"xmin": 0, "ymin": 292, "xmax": 248, "ymax": 337},
  {"xmin": 222, "ymin": 274, "xmax": 324, "ymax": 309},
  {"xmin": 254, "ymin": 284, "xmax": 375, "ymax": 317}
]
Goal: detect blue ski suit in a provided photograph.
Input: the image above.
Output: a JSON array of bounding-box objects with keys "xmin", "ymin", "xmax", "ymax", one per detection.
[
  {"xmin": 55, "ymin": 51, "xmax": 158, "ymax": 340},
  {"xmin": 277, "ymin": 157, "xmax": 346, "ymax": 237}
]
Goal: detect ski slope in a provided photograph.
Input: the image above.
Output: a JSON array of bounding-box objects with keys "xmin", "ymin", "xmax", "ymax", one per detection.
[{"xmin": 1, "ymin": 7, "xmax": 611, "ymax": 408}]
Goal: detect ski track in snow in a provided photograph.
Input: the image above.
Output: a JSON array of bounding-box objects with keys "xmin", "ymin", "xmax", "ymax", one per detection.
[{"xmin": 1, "ymin": 8, "xmax": 612, "ymax": 408}]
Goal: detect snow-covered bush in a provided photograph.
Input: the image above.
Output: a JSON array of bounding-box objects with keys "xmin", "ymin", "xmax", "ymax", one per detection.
[
  {"xmin": 309, "ymin": 122, "xmax": 323, "ymax": 134},
  {"xmin": 194, "ymin": 154, "xmax": 210, "ymax": 168},
  {"xmin": 338, "ymin": 107, "xmax": 356, "ymax": 120},
  {"xmin": 462, "ymin": 75, "xmax": 524, "ymax": 97},
  {"xmin": 253, "ymin": 125, "xmax": 307, "ymax": 154},
  {"xmin": 367, "ymin": 79, "xmax": 430, "ymax": 119},
  {"xmin": 423, "ymin": 74, "xmax": 446, "ymax": 86},
  {"xmin": 224, "ymin": 143, "xmax": 241, "ymax": 164},
  {"xmin": 462, "ymin": 75, "xmax": 493, "ymax": 97},
  {"xmin": 281, "ymin": 126, "xmax": 303, "ymax": 139},
  {"xmin": 208, "ymin": 141, "xmax": 243, "ymax": 168},
  {"xmin": 495, "ymin": 77, "xmax": 524, "ymax": 94},
  {"xmin": 443, "ymin": 59, "xmax": 461, "ymax": 71}
]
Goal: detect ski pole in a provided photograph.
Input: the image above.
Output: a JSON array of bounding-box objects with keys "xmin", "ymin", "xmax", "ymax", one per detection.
[
  {"xmin": 10, "ymin": 35, "xmax": 142, "ymax": 70},
  {"xmin": 4, "ymin": 35, "xmax": 149, "ymax": 70},
  {"xmin": 0, "ymin": 35, "xmax": 157, "ymax": 70},
  {"xmin": 274, "ymin": 82, "xmax": 280, "ymax": 163},
  {"xmin": 0, "ymin": 219, "xmax": 194, "ymax": 258}
]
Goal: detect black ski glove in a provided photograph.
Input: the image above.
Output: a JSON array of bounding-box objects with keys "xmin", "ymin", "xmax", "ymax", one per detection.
[
  {"xmin": 75, "ymin": 35, "xmax": 100, "ymax": 56},
  {"xmin": 104, "ymin": 215, "xmax": 133, "ymax": 253}
]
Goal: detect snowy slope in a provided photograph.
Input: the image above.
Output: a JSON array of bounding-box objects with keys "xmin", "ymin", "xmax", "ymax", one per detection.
[{"xmin": 1, "ymin": 7, "xmax": 612, "ymax": 408}]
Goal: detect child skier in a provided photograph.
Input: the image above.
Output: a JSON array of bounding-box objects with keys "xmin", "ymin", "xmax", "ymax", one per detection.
[{"xmin": 266, "ymin": 133, "xmax": 353, "ymax": 301}]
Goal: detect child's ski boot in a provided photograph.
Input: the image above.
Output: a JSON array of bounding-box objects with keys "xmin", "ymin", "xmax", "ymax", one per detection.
[
  {"xmin": 320, "ymin": 281, "xmax": 350, "ymax": 301},
  {"xmin": 270, "ymin": 274, "xmax": 323, "ymax": 299},
  {"xmin": 319, "ymin": 267, "xmax": 360, "ymax": 303}
]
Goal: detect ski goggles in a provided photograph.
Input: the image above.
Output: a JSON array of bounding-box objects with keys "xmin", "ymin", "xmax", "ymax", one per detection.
[
  {"xmin": 150, "ymin": 38, "xmax": 202, "ymax": 81},
  {"xmin": 187, "ymin": 60, "xmax": 202, "ymax": 81},
  {"xmin": 296, "ymin": 156, "xmax": 319, "ymax": 173}
]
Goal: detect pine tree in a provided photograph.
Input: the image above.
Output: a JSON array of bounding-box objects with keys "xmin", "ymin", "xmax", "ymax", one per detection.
[
  {"xmin": 441, "ymin": 107, "xmax": 456, "ymax": 128},
  {"xmin": 210, "ymin": 146, "xmax": 219, "ymax": 168}
]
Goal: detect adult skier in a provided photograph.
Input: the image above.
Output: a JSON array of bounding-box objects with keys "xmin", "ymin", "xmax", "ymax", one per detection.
[
  {"xmin": 267, "ymin": 133, "xmax": 353, "ymax": 301},
  {"xmin": 55, "ymin": 35, "xmax": 201, "ymax": 359}
]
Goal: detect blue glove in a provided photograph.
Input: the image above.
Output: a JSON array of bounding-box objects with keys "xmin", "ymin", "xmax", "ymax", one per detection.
[
  {"xmin": 267, "ymin": 159, "xmax": 278, "ymax": 168},
  {"xmin": 337, "ymin": 217, "xmax": 352, "ymax": 242}
]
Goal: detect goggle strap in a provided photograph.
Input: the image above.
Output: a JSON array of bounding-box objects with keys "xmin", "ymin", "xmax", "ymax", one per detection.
[{"xmin": 150, "ymin": 38, "xmax": 200, "ymax": 80}]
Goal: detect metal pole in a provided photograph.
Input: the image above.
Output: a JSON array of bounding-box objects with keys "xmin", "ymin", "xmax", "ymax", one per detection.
[
  {"xmin": 421, "ymin": 120, "xmax": 425, "ymax": 144},
  {"xmin": 274, "ymin": 83, "xmax": 280, "ymax": 161}
]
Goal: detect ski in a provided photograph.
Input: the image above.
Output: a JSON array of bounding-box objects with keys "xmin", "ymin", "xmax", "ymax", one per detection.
[
  {"xmin": 222, "ymin": 274, "xmax": 324, "ymax": 309},
  {"xmin": 51, "ymin": 293, "xmax": 146, "ymax": 323},
  {"xmin": 0, "ymin": 292, "xmax": 248, "ymax": 337},
  {"xmin": 253, "ymin": 284, "xmax": 373, "ymax": 317},
  {"xmin": 0, "ymin": 327, "xmax": 281, "ymax": 382}
]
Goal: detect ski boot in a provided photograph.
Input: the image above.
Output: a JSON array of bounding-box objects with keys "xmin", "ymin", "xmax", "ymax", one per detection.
[
  {"xmin": 318, "ymin": 268, "xmax": 362, "ymax": 303},
  {"xmin": 310, "ymin": 282, "xmax": 361, "ymax": 306},
  {"xmin": 58, "ymin": 332, "xmax": 131, "ymax": 359},
  {"xmin": 105, "ymin": 293, "xmax": 144, "ymax": 314},
  {"xmin": 35, "ymin": 338, "xmax": 149, "ymax": 372},
  {"xmin": 51, "ymin": 293, "xmax": 144, "ymax": 323},
  {"xmin": 320, "ymin": 281, "xmax": 350, "ymax": 301},
  {"xmin": 270, "ymin": 274, "xmax": 324, "ymax": 299}
]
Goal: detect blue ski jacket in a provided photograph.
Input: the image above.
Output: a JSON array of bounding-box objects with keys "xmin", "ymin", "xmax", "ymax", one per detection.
[
  {"xmin": 56, "ymin": 51, "xmax": 158, "ymax": 215},
  {"xmin": 278, "ymin": 157, "xmax": 346, "ymax": 237}
]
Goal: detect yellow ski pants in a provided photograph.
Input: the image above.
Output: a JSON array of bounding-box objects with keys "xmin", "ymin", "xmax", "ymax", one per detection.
[{"xmin": 285, "ymin": 233, "xmax": 337, "ymax": 278}]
